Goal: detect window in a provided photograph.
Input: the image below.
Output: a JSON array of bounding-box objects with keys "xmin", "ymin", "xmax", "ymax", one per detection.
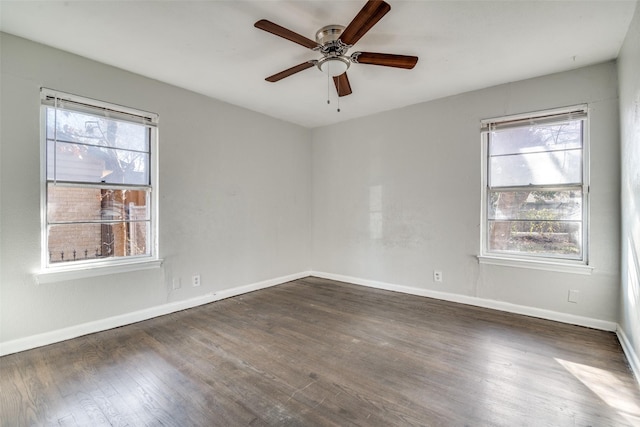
[
  {"xmin": 41, "ymin": 89, "xmax": 159, "ymax": 271},
  {"xmin": 480, "ymin": 106, "xmax": 589, "ymax": 269}
]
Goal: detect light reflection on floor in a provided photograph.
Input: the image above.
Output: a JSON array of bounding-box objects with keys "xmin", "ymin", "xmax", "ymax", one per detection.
[{"xmin": 556, "ymin": 357, "xmax": 640, "ymax": 425}]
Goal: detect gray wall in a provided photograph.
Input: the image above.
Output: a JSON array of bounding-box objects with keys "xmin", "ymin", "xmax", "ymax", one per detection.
[
  {"xmin": 311, "ymin": 62, "xmax": 621, "ymax": 323},
  {"xmin": 0, "ymin": 29, "xmax": 627, "ymax": 351},
  {"xmin": 619, "ymin": 2, "xmax": 640, "ymax": 367},
  {"xmin": 0, "ymin": 33, "xmax": 312, "ymax": 345}
]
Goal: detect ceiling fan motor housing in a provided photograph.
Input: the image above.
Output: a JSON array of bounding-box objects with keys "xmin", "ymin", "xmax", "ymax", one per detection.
[
  {"xmin": 315, "ymin": 25, "xmax": 345, "ymax": 46},
  {"xmin": 315, "ymin": 25, "xmax": 351, "ymax": 76}
]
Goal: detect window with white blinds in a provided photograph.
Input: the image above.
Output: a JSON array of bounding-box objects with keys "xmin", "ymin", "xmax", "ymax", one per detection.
[
  {"xmin": 41, "ymin": 88, "xmax": 159, "ymax": 269},
  {"xmin": 480, "ymin": 105, "xmax": 589, "ymax": 265}
]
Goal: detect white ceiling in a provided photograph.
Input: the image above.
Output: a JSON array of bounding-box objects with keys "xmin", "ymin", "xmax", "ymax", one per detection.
[{"xmin": 0, "ymin": 1, "xmax": 636, "ymax": 128}]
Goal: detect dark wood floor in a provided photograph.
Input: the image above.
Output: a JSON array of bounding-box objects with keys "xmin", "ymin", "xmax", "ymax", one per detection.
[{"xmin": 2, "ymin": 276, "xmax": 639, "ymax": 426}]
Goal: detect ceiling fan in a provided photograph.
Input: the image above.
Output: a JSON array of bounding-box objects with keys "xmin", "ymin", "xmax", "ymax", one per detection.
[{"xmin": 254, "ymin": 0, "xmax": 418, "ymax": 98}]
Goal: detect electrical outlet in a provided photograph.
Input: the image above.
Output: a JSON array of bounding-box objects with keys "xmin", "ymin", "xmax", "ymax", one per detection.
[
  {"xmin": 172, "ymin": 277, "xmax": 181, "ymax": 290},
  {"xmin": 568, "ymin": 289, "xmax": 579, "ymax": 303},
  {"xmin": 433, "ymin": 271, "xmax": 443, "ymax": 282},
  {"xmin": 192, "ymin": 274, "xmax": 201, "ymax": 287}
]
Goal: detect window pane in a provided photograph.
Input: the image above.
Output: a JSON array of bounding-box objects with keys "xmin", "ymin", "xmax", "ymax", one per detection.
[
  {"xmin": 488, "ymin": 220, "xmax": 582, "ymax": 258},
  {"xmin": 489, "ymin": 149, "xmax": 582, "ymax": 187},
  {"xmin": 47, "ymin": 140, "xmax": 149, "ymax": 185},
  {"xmin": 48, "ymin": 221, "xmax": 150, "ymax": 264},
  {"xmin": 47, "ymin": 186, "xmax": 149, "ymax": 222},
  {"xmin": 489, "ymin": 121, "xmax": 582, "ymax": 156},
  {"xmin": 47, "ymin": 107, "xmax": 149, "ymax": 152},
  {"xmin": 489, "ymin": 120, "xmax": 583, "ymax": 187},
  {"xmin": 488, "ymin": 190, "xmax": 582, "ymax": 221}
]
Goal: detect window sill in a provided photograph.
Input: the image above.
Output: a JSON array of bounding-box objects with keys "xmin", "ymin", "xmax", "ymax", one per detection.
[
  {"xmin": 34, "ymin": 258, "xmax": 163, "ymax": 284},
  {"xmin": 477, "ymin": 255, "xmax": 593, "ymax": 275}
]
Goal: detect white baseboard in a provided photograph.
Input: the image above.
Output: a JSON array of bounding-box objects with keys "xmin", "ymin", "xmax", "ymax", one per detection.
[
  {"xmin": 2, "ymin": 269, "xmax": 624, "ymax": 360},
  {"xmin": 0, "ymin": 271, "xmax": 311, "ymax": 356},
  {"xmin": 617, "ymin": 326, "xmax": 640, "ymax": 387},
  {"xmin": 310, "ymin": 271, "xmax": 618, "ymax": 332}
]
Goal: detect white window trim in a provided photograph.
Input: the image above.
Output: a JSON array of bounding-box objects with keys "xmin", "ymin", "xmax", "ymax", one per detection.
[
  {"xmin": 34, "ymin": 259, "xmax": 163, "ymax": 285},
  {"xmin": 38, "ymin": 88, "xmax": 161, "ymax": 280},
  {"xmin": 477, "ymin": 255, "xmax": 593, "ymax": 275},
  {"xmin": 479, "ymin": 104, "xmax": 591, "ymax": 274}
]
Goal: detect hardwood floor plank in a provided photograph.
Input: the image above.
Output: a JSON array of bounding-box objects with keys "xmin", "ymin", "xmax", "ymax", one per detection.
[{"xmin": 2, "ymin": 277, "xmax": 639, "ymax": 426}]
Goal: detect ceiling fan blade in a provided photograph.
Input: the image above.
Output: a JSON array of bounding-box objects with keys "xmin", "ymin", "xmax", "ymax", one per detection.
[
  {"xmin": 352, "ymin": 52, "xmax": 418, "ymax": 69},
  {"xmin": 254, "ymin": 19, "xmax": 319, "ymax": 50},
  {"xmin": 333, "ymin": 73, "xmax": 352, "ymax": 97},
  {"xmin": 340, "ymin": 0, "xmax": 391, "ymax": 46},
  {"xmin": 265, "ymin": 62, "xmax": 315, "ymax": 82}
]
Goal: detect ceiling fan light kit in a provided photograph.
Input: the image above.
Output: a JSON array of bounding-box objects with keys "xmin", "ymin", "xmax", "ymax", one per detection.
[
  {"xmin": 317, "ymin": 56, "xmax": 350, "ymax": 77},
  {"xmin": 254, "ymin": 0, "xmax": 418, "ymax": 102}
]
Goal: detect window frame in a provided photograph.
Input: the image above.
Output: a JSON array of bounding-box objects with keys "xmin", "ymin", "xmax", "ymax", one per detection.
[
  {"xmin": 478, "ymin": 105, "xmax": 592, "ymax": 274},
  {"xmin": 38, "ymin": 88, "xmax": 160, "ymax": 279}
]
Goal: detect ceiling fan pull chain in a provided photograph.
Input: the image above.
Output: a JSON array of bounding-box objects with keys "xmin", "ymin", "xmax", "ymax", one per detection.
[
  {"xmin": 327, "ymin": 70, "xmax": 331, "ymax": 105},
  {"xmin": 337, "ymin": 77, "xmax": 341, "ymax": 112}
]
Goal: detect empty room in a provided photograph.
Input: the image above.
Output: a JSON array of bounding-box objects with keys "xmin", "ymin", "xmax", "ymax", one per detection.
[{"xmin": 1, "ymin": 0, "xmax": 640, "ymax": 425}]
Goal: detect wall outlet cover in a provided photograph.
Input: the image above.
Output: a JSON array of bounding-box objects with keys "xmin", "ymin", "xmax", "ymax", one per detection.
[{"xmin": 568, "ymin": 289, "xmax": 579, "ymax": 303}]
